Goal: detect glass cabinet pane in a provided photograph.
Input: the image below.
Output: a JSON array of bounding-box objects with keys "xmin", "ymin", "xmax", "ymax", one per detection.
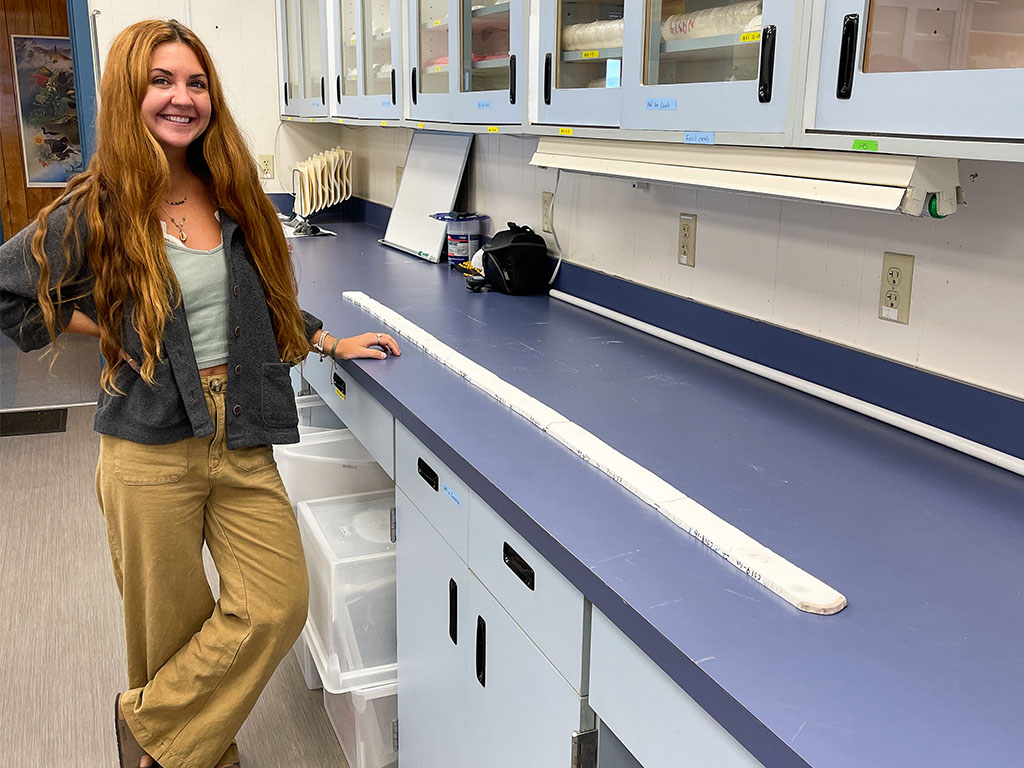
[
  {"xmin": 420, "ymin": 0, "xmax": 450, "ymax": 94},
  {"xmin": 461, "ymin": 0, "xmax": 510, "ymax": 93},
  {"xmin": 643, "ymin": 0, "xmax": 763, "ymax": 85},
  {"xmin": 341, "ymin": 0, "xmax": 358, "ymax": 96},
  {"xmin": 286, "ymin": 0, "xmax": 302, "ymax": 100},
  {"xmin": 558, "ymin": 0, "xmax": 625, "ymax": 90},
  {"xmin": 365, "ymin": 0, "xmax": 394, "ymax": 96},
  {"xmin": 864, "ymin": 0, "xmax": 1024, "ymax": 73},
  {"xmin": 301, "ymin": 0, "xmax": 324, "ymax": 99}
]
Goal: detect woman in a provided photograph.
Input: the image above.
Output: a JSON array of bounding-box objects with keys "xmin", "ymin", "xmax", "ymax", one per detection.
[{"xmin": 0, "ymin": 19, "xmax": 399, "ymax": 768}]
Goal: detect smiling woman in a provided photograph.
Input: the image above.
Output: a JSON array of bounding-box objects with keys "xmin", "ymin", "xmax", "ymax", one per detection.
[{"xmin": 0, "ymin": 17, "xmax": 400, "ymax": 768}]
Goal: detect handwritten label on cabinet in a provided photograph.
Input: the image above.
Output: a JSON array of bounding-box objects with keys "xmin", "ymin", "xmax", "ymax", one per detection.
[
  {"xmin": 852, "ymin": 139, "xmax": 879, "ymax": 151},
  {"xmin": 442, "ymin": 482, "xmax": 462, "ymax": 508},
  {"xmin": 684, "ymin": 131, "xmax": 715, "ymax": 145},
  {"xmin": 487, "ymin": 126, "xmax": 500, "ymax": 133},
  {"xmin": 477, "ymin": 99, "xmax": 492, "ymax": 109},
  {"xmin": 381, "ymin": 99, "xmax": 391, "ymax": 107},
  {"xmin": 559, "ymin": 127, "xmax": 574, "ymax": 136},
  {"xmin": 582, "ymin": 50, "xmax": 600, "ymax": 59},
  {"xmin": 645, "ymin": 97, "xmax": 677, "ymax": 111},
  {"xmin": 740, "ymin": 31, "xmax": 761, "ymax": 42}
]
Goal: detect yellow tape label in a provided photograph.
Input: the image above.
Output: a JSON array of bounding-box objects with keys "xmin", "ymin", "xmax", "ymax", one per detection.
[
  {"xmin": 558, "ymin": 127, "xmax": 574, "ymax": 136},
  {"xmin": 740, "ymin": 31, "xmax": 761, "ymax": 42},
  {"xmin": 335, "ymin": 387, "xmax": 346, "ymax": 401},
  {"xmin": 487, "ymin": 126, "xmax": 499, "ymax": 133},
  {"xmin": 417, "ymin": 122, "xmax": 425, "ymax": 128},
  {"xmin": 432, "ymin": 18, "xmax": 442, "ymax": 25},
  {"xmin": 581, "ymin": 50, "xmax": 599, "ymax": 59},
  {"xmin": 434, "ymin": 65, "xmax": 443, "ymax": 72}
]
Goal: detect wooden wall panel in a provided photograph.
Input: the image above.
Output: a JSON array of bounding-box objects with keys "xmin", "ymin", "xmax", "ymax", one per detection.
[{"xmin": 0, "ymin": 0, "xmax": 72, "ymax": 241}]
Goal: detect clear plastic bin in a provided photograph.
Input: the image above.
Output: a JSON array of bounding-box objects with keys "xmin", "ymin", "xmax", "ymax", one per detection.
[
  {"xmin": 292, "ymin": 632, "xmax": 323, "ymax": 691},
  {"xmin": 324, "ymin": 681, "xmax": 398, "ymax": 768},
  {"xmin": 297, "ymin": 491, "xmax": 397, "ymax": 694},
  {"xmin": 296, "ymin": 393, "xmax": 345, "ymax": 429},
  {"xmin": 274, "ymin": 429, "xmax": 392, "ymax": 507}
]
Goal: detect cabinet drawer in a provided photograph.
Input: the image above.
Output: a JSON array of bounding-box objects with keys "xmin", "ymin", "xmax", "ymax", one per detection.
[
  {"xmin": 590, "ymin": 610, "xmax": 764, "ymax": 768},
  {"xmin": 306, "ymin": 358, "xmax": 395, "ymax": 479},
  {"xmin": 395, "ymin": 420, "xmax": 470, "ymax": 562},
  {"xmin": 468, "ymin": 502, "xmax": 587, "ymax": 694}
]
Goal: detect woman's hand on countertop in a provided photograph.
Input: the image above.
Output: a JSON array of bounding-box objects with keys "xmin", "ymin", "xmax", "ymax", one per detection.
[{"xmin": 332, "ymin": 332, "xmax": 401, "ymax": 360}]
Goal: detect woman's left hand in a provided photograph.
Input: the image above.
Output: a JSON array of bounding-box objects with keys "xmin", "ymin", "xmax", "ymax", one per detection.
[{"xmin": 331, "ymin": 332, "xmax": 401, "ymax": 360}]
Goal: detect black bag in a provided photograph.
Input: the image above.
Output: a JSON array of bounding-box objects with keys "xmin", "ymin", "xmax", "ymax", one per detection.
[{"xmin": 473, "ymin": 222, "xmax": 554, "ymax": 295}]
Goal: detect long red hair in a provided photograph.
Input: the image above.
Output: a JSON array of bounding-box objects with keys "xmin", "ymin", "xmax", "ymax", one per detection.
[{"xmin": 29, "ymin": 19, "xmax": 308, "ymax": 393}]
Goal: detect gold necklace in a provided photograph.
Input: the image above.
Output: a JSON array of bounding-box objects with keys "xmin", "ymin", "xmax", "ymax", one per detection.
[{"xmin": 168, "ymin": 214, "xmax": 187, "ymax": 243}]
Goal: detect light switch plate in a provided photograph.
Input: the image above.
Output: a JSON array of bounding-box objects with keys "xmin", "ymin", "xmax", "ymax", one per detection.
[{"xmin": 878, "ymin": 251, "xmax": 914, "ymax": 324}]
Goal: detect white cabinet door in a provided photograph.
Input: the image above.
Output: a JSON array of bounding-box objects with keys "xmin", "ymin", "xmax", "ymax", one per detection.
[
  {"xmin": 409, "ymin": 0, "xmax": 456, "ymax": 121},
  {"xmin": 535, "ymin": 0, "xmax": 624, "ymax": 126},
  {"xmin": 330, "ymin": 0, "xmax": 403, "ymax": 118},
  {"xmin": 396, "ymin": 490, "xmax": 470, "ymax": 768},
  {"xmin": 278, "ymin": 0, "xmax": 330, "ymax": 116},
  {"xmin": 449, "ymin": 0, "xmax": 527, "ymax": 124},
  {"xmin": 813, "ymin": 0, "xmax": 1024, "ymax": 140},
  {"xmin": 464, "ymin": 574, "xmax": 586, "ymax": 768},
  {"xmin": 620, "ymin": 0, "xmax": 794, "ymax": 134}
]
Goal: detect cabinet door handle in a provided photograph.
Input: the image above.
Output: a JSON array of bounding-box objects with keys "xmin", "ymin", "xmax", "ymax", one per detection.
[
  {"xmin": 757, "ymin": 25, "xmax": 776, "ymax": 103},
  {"xmin": 337, "ymin": 74, "xmax": 341, "ymax": 103},
  {"xmin": 331, "ymin": 371, "xmax": 346, "ymax": 398},
  {"xmin": 391, "ymin": 68, "xmax": 397, "ymax": 105},
  {"xmin": 502, "ymin": 542, "xmax": 535, "ymax": 591},
  {"xmin": 508, "ymin": 54, "xmax": 517, "ymax": 104},
  {"xmin": 475, "ymin": 616, "xmax": 486, "ymax": 687},
  {"xmin": 284, "ymin": 81, "xmax": 289, "ymax": 106},
  {"xmin": 417, "ymin": 457, "xmax": 439, "ymax": 491},
  {"xmin": 411, "ymin": 67, "xmax": 418, "ymax": 105},
  {"xmin": 320, "ymin": 75, "xmax": 326, "ymax": 105},
  {"xmin": 449, "ymin": 579, "xmax": 458, "ymax": 645},
  {"xmin": 836, "ymin": 14, "xmax": 859, "ymax": 99},
  {"xmin": 543, "ymin": 52, "xmax": 552, "ymax": 105}
]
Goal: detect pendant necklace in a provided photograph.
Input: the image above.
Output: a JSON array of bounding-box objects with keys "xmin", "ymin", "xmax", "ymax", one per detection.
[{"xmin": 164, "ymin": 176, "xmax": 190, "ymax": 243}]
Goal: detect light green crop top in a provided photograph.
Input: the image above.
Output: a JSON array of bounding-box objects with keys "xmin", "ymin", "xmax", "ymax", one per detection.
[{"xmin": 164, "ymin": 237, "xmax": 229, "ymax": 369}]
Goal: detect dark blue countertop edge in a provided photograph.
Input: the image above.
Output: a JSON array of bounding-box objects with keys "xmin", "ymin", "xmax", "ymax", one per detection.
[
  {"xmin": 269, "ymin": 193, "xmax": 392, "ymax": 232},
  {"xmin": 338, "ymin": 355, "xmax": 812, "ymax": 768},
  {"xmin": 554, "ymin": 263, "xmax": 1024, "ymax": 462}
]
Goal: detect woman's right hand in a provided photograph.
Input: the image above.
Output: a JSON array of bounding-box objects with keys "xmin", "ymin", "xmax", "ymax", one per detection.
[{"xmin": 119, "ymin": 350, "xmax": 140, "ymax": 372}]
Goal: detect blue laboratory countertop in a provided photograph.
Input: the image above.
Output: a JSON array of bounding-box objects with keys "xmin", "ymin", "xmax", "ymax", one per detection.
[{"xmin": 291, "ymin": 218, "xmax": 1024, "ymax": 768}]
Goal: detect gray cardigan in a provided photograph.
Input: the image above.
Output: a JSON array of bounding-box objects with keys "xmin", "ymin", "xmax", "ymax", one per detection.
[{"xmin": 0, "ymin": 199, "xmax": 322, "ymax": 448}]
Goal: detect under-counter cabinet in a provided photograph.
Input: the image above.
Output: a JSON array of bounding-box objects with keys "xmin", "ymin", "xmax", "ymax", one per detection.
[
  {"xmin": 535, "ymin": 0, "xmax": 625, "ymax": 126},
  {"xmin": 278, "ymin": 0, "xmax": 330, "ymax": 117},
  {"xmin": 811, "ymin": 0, "xmax": 1024, "ymax": 141},
  {"xmin": 620, "ymin": 0, "xmax": 794, "ymax": 134},
  {"xmin": 409, "ymin": 0, "xmax": 528, "ymax": 123},
  {"xmin": 328, "ymin": 0, "xmax": 403, "ymax": 119}
]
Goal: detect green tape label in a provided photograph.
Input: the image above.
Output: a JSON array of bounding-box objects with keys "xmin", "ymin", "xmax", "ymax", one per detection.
[{"xmin": 852, "ymin": 139, "xmax": 879, "ymax": 151}]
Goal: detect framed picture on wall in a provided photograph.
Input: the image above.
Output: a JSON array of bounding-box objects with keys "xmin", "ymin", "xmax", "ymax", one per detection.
[{"xmin": 11, "ymin": 35, "xmax": 83, "ymax": 187}]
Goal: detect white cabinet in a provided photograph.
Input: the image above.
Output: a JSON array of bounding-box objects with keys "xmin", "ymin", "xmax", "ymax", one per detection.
[
  {"xmin": 328, "ymin": 0, "xmax": 403, "ymax": 119},
  {"xmin": 408, "ymin": 0, "xmax": 527, "ymax": 123},
  {"xmin": 278, "ymin": 0, "xmax": 330, "ymax": 117},
  {"xmin": 811, "ymin": 0, "xmax": 1024, "ymax": 141},
  {"xmin": 535, "ymin": 0, "xmax": 624, "ymax": 126},
  {"xmin": 619, "ymin": 0, "xmax": 794, "ymax": 135}
]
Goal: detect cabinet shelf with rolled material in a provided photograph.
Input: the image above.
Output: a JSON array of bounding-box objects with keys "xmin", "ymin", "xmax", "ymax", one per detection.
[{"xmin": 659, "ymin": 32, "xmax": 760, "ymax": 61}]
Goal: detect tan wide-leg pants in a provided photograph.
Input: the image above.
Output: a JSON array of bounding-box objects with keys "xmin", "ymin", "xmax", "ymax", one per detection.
[{"xmin": 96, "ymin": 374, "xmax": 309, "ymax": 768}]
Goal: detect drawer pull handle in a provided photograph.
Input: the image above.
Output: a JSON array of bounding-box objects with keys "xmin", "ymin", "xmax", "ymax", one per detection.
[
  {"xmin": 543, "ymin": 52, "xmax": 552, "ymax": 105},
  {"xmin": 836, "ymin": 14, "xmax": 859, "ymax": 99},
  {"xmin": 757, "ymin": 25, "xmax": 776, "ymax": 103},
  {"xmin": 503, "ymin": 542, "xmax": 535, "ymax": 591},
  {"xmin": 417, "ymin": 458, "xmax": 439, "ymax": 491},
  {"xmin": 449, "ymin": 579, "xmax": 458, "ymax": 645},
  {"xmin": 331, "ymin": 371, "xmax": 346, "ymax": 398},
  {"xmin": 475, "ymin": 616, "xmax": 486, "ymax": 687}
]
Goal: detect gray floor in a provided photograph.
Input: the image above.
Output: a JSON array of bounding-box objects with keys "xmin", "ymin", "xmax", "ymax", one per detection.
[
  {"xmin": 0, "ymin": 334, "xmax": 101, "ymax": 411},
  {"xmin": 0, "ymin": 403, "xmax": 349, "ymax": 767}
]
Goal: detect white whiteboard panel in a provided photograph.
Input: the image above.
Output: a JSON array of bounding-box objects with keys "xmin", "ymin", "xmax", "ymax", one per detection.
[{"xmin": 382, "ymin": 131, "xmax": 473, "ymax": 262}]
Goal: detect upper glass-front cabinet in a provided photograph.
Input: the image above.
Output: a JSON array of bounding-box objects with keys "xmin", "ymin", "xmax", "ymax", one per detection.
[
  {"xmin": 409, "ymin": 0, "xmax": 526, "ymax": 123},
  {"xmin": 278, "ymin": 0, "xmax": 330, "ymax": 117},
  {"xmin": 813, "ymin": 0, "xmax": 1024, "ymax": 140},
  {"xmin": 620, "ymin": 0, "xmax": 794, "ymax": 133},
  {"xmin": 329, "ymin": 0, "xmax": 403, "ymax": 118},
  {"xmin": 535, "ymin": 0, "xmax": 625, "ymax": 126}
]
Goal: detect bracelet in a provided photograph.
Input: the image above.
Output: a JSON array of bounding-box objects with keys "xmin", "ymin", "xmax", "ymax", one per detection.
[
  {"xmin": 328, "ymin": 336, "xmax": 340, "ymax": 360},
  {"xmin": 313, "ymin": 331, "xmax": 330, "ymax": 362}
]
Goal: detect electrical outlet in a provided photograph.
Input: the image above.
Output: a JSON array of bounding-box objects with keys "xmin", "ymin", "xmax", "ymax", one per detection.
[
  {"xmin": 678, "ymin": 213, "xmax": 697, "ymax": 267},
  {"xmin": 396, "ymin": 165, "xmax": 404, "ymax": 190},
  {"xmin": 258, "ymin": 154, "xmax": 274, "ymax": 179},
  {"xmin": 878, "ymin": 251, "xmax": 914, "ymax": 324},
  {"xmin": 542, "ymin": 191, "xmax": 554, "ymax": 233}
]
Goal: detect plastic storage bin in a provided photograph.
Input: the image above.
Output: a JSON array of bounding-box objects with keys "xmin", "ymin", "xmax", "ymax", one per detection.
[
  {"xmin": 297, "ymin": 491, "xmax": 397, "ymax": 693},
  {"xmin": 324, "ymin": 682, "xmax": 398, "ymax": 768},
  {"xmin": 292, "ymin": 632, "xmax": 323, "ymax": 691},
  {"xmin": 296, "ymin": 393, "xmax": 345, "ymax": 429},
  {"xmin": 274, "ymin": 429, "xmax": 392, "ymax": 507}
]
